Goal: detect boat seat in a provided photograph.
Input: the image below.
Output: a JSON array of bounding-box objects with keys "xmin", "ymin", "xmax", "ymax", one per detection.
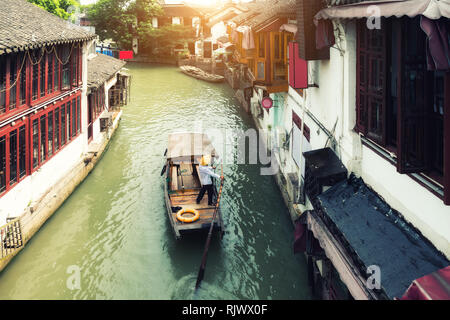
[
  {"xmin": 179, "ymin": 163, "xmax": 193, "ymax": 176},
  {"xmin": 171, "ymin": 166, "xmax": 178, "ymax": 190}
]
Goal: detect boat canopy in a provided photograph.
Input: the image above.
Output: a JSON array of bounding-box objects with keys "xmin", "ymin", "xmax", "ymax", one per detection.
[{"xmin": 167, "ymin": 133, "xmax": 216, "ymax": 160}]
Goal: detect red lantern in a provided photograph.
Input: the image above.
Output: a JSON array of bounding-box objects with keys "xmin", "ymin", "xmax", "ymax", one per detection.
[{"xmin": 261, "ymin": 97, "xmax": 273, "ymax": 109}]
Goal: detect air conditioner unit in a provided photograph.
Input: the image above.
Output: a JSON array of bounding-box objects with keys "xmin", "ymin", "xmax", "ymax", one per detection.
[{"xmin": 100, "ymin": 114, "xmax": 113, "ymax": 132}]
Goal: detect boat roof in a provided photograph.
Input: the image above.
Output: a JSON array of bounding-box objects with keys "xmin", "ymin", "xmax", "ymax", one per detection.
[{"xmin": 167, "ymin": 132, "xmax": 216, "ymax": 160}]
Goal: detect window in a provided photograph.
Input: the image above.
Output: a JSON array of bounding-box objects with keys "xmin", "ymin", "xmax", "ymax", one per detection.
[
  {"xmin": 40, "ymin": 115, "xmax": 47, "ymax": 163},
  {"xmin": 61, "ymin": 104, "xmax": 66, "ymax": 146},
  {"xmin": 77, "ymin": 96, "xmax": 81, "ymax": 134},
  {"xmin": 9, "ymin": 129, "xmax": 17, "ymax": 185},
  {"xmin": 55, "ymin": 107, "xmax": 60, "ymax": 152},
  {"xmin": 0, "ymin": 53, "xmax": 27, "ymax": 115},
  {"xmin": 71, "ymin": 98, "xmax": 76, "ymax": 138},
  {"xmin": 0, "ymin": 135, "xmax": 5, "ymax": 193},
  {"xmin": 9, "ymin": 55, "xmax": 17, "ymax": 110},
  {"xmin": 48, "ymin": 53, "xmax": 53, "ymax": 95},
  {"xmin": 258, "ymin": 33, "xmax": 265, "ymax": 58},
  {"xmin": 247, "ymin": 59, "xmax": 255, "ymax": 77},
  {"xmin": 292, "ymin": 111, "xmax": 311, "ymax": 175},
  {"xmin": 62, "ymin": 46, "xmax": 71, "ymax": 90},
  {"xmin": 78, "ymin": 47, "xmax": 82, "ymax": 85},
  {"xmin": 40, "ymin": 55, "xmax": 46, "ymax": 98},
  {"xmin": 31, "ymin": 50, "xmax": 40, "ymax": 101},
  {"xmin": 0, "ymin": 56, "xmax": 6, "ymax": 114},
  {"xmin": 54, "ymin": 52, "xmax": 59, "ymax": 92},
  {"xmin": 19, "ymin": 125, "xmax": 26, "ymax": 179},
  {"xmin": 274, "ymin": 34, "xmax": 280, "ymax": 60},
  {"xmin": 356, "ymin": 20, "xmax": 386, "ymax": 144},
  {"xmin": 48, "ymin": 111, "xmax": 53, "ymax": 157},
  {"xmin": 66, "ymin": 100, "xmax": 71, "ymax": 141},
  {"xmin": 19, "ymin": 53, "xmax": 26, "ymax": 106},
  {"xmin": 356, "ymin": 17, "xmax": 448, "ymax": 201},
  {"xmin": 32, "ymin": 119, "xmax": 39, "ymax": 169},
  {"xmin": 29, "ymin": 92, "xmax": 82, "ymax": 173},
  {"xmin": 71, "ymin": 48, "xmax": 78, "ymax": 87},
  {"xmin": 257, "ymin": 62, "xmax": 265, "ymax": 80},
  {"xmin": 0, "ymin": 122, "xmax": 28, "ymax": 195}
]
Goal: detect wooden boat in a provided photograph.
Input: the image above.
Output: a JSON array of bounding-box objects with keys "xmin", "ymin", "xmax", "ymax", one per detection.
[
  {"xmin": 179, "ymin": 65, "xmax": 224, "ymax": 83},
  {"xmin": 162, "ymin": 132, "xmax": 224, "ymax": 239}
]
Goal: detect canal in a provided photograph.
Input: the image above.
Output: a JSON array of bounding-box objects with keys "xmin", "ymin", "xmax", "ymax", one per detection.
[{"xmin": 0, "ymin": 63, "xmax": 311, "ymax": 300}]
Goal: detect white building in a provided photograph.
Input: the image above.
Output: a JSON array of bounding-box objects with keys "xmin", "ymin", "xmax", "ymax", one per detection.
[{"xmin": 0, "ymin": 0, "xmax": 128, "ymax": 267}]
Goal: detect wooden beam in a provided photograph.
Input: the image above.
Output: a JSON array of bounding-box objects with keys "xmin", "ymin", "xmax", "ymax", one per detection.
[
  {"xmin": 444, "ymin": 72, "xmax": 450, "ymax": 205},
  {"xmin": 307, "ymin": 211, "xmax": 378, "ymax": 300}
]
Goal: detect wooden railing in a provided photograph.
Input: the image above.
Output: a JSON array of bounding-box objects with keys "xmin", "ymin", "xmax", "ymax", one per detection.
[{"xmin": 0, "ymin": 217, "xmax": 23, "ymax": 260}]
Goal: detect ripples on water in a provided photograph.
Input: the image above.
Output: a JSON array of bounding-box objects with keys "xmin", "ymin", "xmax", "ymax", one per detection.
[{"xmin": 0, "ymin": 64, "xmax": 310, "ymax": 300}]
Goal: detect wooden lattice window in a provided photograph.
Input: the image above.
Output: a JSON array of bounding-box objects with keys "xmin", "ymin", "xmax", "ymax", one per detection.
[
  {"xmin": 356, "ymin": 19, "xmax": 386, "ymax": 144},
  {"xmin": 356, "ymin": 17, "xmax": 449, "ymax": 203}
]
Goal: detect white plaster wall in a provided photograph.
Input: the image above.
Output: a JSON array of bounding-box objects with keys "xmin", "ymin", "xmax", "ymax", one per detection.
[
  {"xmin": 0, "ymin": 40, "xmax": 93, "ymax": 225},
  {"xmin": 361, "ymin": 146, "xmax": 450, "ymax": 258},
  {"xmin": 285, "ymin": 21, "xmax": 450, "ymax": 258},
  {"xmin": 0, "ymin": 135, "xmax": 84, "ymax": 223}
]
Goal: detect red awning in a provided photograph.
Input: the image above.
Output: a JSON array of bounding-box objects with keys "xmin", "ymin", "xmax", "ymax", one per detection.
[
  {"xmin": 314, "ymin": 0, "xmax": 450, "ymax": 25},
  {"xmin": 314, "ymin": 0, "xmax": 450, "ymax": 71},
  {"xmin": 400, "ymin": 266, "xmax": 450, "ymax": 300}
]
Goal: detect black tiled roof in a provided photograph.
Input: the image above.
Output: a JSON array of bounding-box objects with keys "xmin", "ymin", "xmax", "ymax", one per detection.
[
  {"xmin": 87, "ymin": 53, "xmax": 126, "ymax": 89},
  {"xmin": 162, "ymin": 4, "xmax": 203, "ymax": 17},
  {"xmin": 0, "ymin": 0, "xmax": 96, "ymax": 55},
  {"xmin": 317, "ymin": 176, "xmax": 449, "ymax": 299},
  {"xmin": 229, "ymin": 1, "xmax": 267, "ymax": 25},
  {"xmin": 247, "ymin": 0, "xmax": 296, "ymax": 29},
  {"xmin": 230, "ymin": 0, "xmax": 296, "ymax": 29}
]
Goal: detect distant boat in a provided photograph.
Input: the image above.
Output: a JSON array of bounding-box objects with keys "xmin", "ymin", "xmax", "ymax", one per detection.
[
  {"xmin": 161, "ymin": 132, "xmax": 224, "ymax": 239},
  {"xmin": 179, "ymin": 65, "xmax": 224, "ymax": 83}
]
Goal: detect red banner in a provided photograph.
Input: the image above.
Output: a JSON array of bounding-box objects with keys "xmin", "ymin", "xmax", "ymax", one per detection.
[
  {"xmin": 119, "ymin": 51, "xmax": 133, "ymax": 60},
  {"xmin": 289, "ymin": 42, "xmax": 308, "ymax": 89}
]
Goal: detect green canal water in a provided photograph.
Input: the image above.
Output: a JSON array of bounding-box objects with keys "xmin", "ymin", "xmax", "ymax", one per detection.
[{"xmin": 0, "ymin": 63, "xmax": 311, "ymax": 300}]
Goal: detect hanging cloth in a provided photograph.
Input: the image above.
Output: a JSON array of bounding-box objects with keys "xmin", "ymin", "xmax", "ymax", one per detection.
[{"xmin": 420, "ymin": 16, "xmax": 450, "ymax": 70}]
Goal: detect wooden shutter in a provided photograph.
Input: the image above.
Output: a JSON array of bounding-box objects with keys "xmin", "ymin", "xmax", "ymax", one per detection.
[
  {"xmin": 397, "ymin": 17, "xmax": 432, "ymax": 173},
  {"xmin": 356, "ymin": 19, "xmax": 387, "ymax": 140},
  {"xmin": 444, "ymin": 72, "xmax": 450, "ymax": 205},
  {"xmin": 296, "ymin": 0, "xmax": 329, "ymax": 60}
]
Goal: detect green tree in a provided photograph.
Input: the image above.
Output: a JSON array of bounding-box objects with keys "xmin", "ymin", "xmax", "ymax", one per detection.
[
  {"xmin": 88, "ymin": 0, "xmax": 196, "ymax": 55},
  {"xmin": 28, "ymin": 0, "xmax": 80, "ymax": 20},
  {"xmin": 88, "ymin": 0, "xmax": 163, "ymax": 50},
  {"xmin": 138, "ymin": 23, "xmax": 195, "ymax": 57}
]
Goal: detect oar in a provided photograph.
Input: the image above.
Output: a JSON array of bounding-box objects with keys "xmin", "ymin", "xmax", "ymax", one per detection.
[{"xmin": 195, "ymin": 164, "xmax": 224, "ymax": 291}]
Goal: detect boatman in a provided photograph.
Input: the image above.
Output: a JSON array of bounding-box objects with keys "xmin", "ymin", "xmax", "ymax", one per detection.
[{"xmin": 196, "ymin": 155, "xmax": 224, "ymax": 206}]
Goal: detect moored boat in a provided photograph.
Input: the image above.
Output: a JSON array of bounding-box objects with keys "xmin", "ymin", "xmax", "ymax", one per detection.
[
  {"xmin": 161, "ymin": 132, "xmax": 224, "ymax": 239},
  {"xmin": 179, "ymin": 65, "xmax": 224, "ymax": 83}
]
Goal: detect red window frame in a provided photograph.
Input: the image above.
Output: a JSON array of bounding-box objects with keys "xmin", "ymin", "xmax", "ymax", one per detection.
[
  {"xmin": 29, "ymin": 91, "xmax": 82, "ymax": 174},
  {"xmin": 0, "ymin": 118, "xmax": 29, "ymax": 197},
  {"xmin": 292, "ymin": 111, "xmax": 310, "ymax": 142},
  {"xmin": 0, "ymin": 53, "xmax": 28, "ymax": 121}
]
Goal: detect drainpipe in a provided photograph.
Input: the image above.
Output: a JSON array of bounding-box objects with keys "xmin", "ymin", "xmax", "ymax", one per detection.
[{"xmin": 298, "ymin": 89, "xmax": 306, "ymax": 204}]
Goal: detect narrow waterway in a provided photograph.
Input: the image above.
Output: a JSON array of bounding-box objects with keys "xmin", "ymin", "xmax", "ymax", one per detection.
[{"xmin": 0, "ymin": 63, "xmax": 311, "ymax": 300}]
